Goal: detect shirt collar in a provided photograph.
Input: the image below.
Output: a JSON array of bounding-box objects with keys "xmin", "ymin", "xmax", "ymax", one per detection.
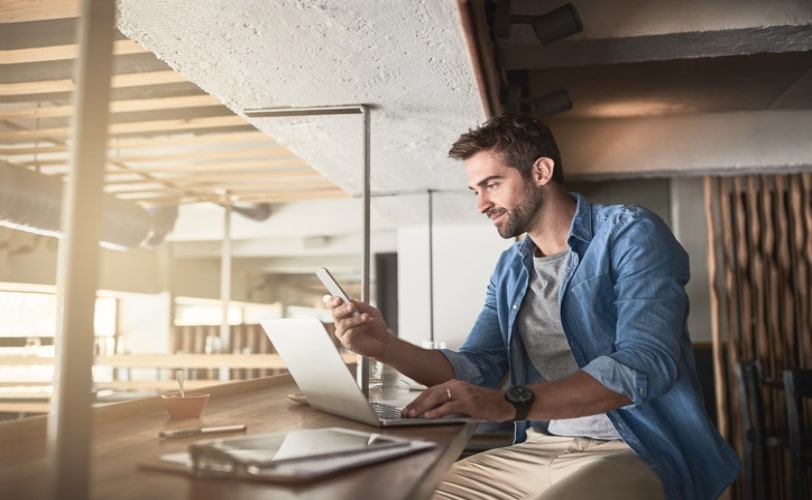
[
  {"xmin": 567, "ymin": 192, "xmax": 594, "ymax": 250},
  {"xmin": 516, "ymin": 191, "xmax": 592, "ymax": 257}
]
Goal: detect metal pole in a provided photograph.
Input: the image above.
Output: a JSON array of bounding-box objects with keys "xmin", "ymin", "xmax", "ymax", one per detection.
[
  {"xmin": 359, "ymin": 105, "xmax": 371, "ymax": 397},
  {"xmin": 47, "ymin": 1, "xmax": 116, "ymax": 499},
  {"xmin": 219, "ymin": 196, "xmax": 232, "ymax": 380},
  {"xmin": 242, "ymin": 104, "xmax": 372, "ymax": 396},
  {"xmin": 428, "ymin": 190, "xmax": 435, "ymax": 344}
]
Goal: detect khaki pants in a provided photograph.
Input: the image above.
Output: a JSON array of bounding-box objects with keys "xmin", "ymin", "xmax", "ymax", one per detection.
[{"xmin": 433, "ymin": 429, "xmax": 666, "ymax": 500}]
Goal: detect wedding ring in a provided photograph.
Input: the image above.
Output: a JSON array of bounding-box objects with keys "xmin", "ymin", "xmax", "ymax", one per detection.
[{"xmin": 446, "ymin": 388, "xmax": 452, "ymax": 401}]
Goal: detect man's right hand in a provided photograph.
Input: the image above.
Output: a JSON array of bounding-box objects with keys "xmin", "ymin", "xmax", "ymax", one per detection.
[{"xmin": 324, "ymin": 296, "xmax": 396, "ymax": 361}]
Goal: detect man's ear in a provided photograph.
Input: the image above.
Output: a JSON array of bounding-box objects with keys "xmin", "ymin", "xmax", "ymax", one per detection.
[{"xmin": 532, "ymin": 157, "xmax": 556, "ymax": 186}]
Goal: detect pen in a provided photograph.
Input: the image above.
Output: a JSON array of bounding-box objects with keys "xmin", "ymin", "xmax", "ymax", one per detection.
[{"xmin": 159, "ymin": 424, "xmax": 247, "ymax": 438}]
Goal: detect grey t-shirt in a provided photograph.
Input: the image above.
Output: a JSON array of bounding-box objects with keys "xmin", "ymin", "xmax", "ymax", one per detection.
[{"xmin": 517, "ymin": 248, "xmax": 620, "ymax": 440}]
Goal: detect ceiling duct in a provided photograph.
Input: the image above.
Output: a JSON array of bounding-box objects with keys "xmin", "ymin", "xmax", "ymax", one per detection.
[
  {"xmin": 142, "ymin": 205, "xmax": 179, "ymax": 248},
  {"xmin": 0, "ymin": 163, "xmax": 176, "ymax": 250},
  {"xmin": 228, "ymin": 202, "xmax": 273, "ymax": 221},
  {"xmin": 504, "ymin": 85, "xmax": 573, "ymax": 116}
]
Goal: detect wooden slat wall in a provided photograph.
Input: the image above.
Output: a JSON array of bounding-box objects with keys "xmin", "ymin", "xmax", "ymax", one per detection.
[
  {"xmin": 170, "ymin": 324, "xmax": 279, "ymax": 379},
  {"xmin": 705, "ymin": 173, "xmax": 812, "ymax": 499}
]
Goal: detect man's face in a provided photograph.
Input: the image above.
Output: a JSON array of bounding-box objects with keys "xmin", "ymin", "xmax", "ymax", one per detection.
[{"xmin": 465, "ymin": 150, "xmax": 543, "ymax": 239}]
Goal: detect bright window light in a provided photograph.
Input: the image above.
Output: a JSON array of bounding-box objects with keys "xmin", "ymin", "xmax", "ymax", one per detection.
[{"xmin": 0, "ymin": 289, "xmax": 117, "ymax": 338}]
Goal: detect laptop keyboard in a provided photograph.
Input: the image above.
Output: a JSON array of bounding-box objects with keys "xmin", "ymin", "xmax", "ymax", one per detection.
[{"xmin": 370, "ymin": 401, "xmax": 405, "ymax": 420}]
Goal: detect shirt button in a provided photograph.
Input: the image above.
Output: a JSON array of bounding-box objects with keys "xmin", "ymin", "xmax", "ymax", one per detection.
[{"xmin": 512, "ymin": 304, "xmax": 518, "ymax": 310}]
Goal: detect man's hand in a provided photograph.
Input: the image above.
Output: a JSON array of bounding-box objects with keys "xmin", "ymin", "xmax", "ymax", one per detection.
[
  {"xmin": 325, "ymin": 296, "xmax": 396, "ymax": 360},
  {"xmin": 401, "ymin": 379, "xmax": 515, "ymax": 422}
]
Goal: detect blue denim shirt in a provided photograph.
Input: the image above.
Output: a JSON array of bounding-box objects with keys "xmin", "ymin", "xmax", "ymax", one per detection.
[{"xmin": 442, "ymin": 193, "xmax": 740, "ymax": 500}]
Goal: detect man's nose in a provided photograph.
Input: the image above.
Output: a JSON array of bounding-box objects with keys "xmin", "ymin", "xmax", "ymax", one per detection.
[{"xmin": 476, "ymin": 194, "xmax": 492, "ymax": 215}]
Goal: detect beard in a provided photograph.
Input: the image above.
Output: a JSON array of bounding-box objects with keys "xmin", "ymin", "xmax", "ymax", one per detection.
[{"xmin": 489, "ymin": 184, "xmax": 543, "ymax": 239}]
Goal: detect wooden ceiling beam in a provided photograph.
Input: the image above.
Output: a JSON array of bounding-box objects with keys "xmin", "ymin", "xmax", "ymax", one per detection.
[
  {"xmin": 34, "ymin": 158, "xmax": 310, "ymax": 176},
  {"xmin": 0, "ymin": 94, "xmax": 224, "ymax": 120},
  {"xmin": 0, "ymin": 114, "xmax": 250, "ymax": 140},
  {"xmin": 0, "ymin": 70, "xmax": 186, "ymax": 96},
  {"xmin": 115, "ymin": 188, "xmax": 350, "ymax": 206},
  {"xmin": 106, "ymin": 178, "xmax": 338, "ymax": 194},
  {"xmin": 106, "ymin": 159, "xmax": 311, "ymax": 173},
  {"xmin": 0, "ymin": 131, "xmax": 270, "ymax": 155},
  {"xmin": 105, "ymin": 169, "xmax": 321, "ymax": 185},
  {"xmin": 0, "ymin": 0, "xmax": 79, "ymax": 23},
  {"xmin": 0, "ymin": 39, "xmax": 146, "ymax": 64},
  {"xmin": 106, "ymin": 147, "xmax": 293, "ymax": 163},
  {"xmin": 20, "ymin": 147, "xmax": 293, "ymax": 166},
  {"xmin": 106, "ymin": 131, "xmax": 269, "ymax": 149}
]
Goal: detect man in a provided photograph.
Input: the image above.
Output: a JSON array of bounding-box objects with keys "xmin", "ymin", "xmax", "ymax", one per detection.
[{"xmin": 326, "ymin": 113, "xmax": 740, "ymax": 499}]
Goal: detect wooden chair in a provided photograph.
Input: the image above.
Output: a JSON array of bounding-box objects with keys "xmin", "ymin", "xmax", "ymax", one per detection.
[
  {"xmin": 783, "ymin": 368, "xmax": 812, "ymax": 500},
  {"xmin": 735, "ymin": 360, "xmax": 787, "ymax": 500}
]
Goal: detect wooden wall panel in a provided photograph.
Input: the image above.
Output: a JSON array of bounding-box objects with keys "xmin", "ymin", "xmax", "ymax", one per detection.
[{"xmin": 706, "ymin": 173, "xmax": 811, "ymax": 500}]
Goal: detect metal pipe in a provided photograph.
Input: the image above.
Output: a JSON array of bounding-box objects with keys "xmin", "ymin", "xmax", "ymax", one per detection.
[
  {"xmin": 243, "ymin": 105, "xmax": 364, "ymax": 118},
  {"xmin": 242, "ymin": 103, "xmax": 372, "ymax": 396}
]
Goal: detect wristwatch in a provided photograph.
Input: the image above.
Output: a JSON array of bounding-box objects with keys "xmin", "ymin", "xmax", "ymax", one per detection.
[{"xmin": 504, "ymin": 385, "xmax": 535, "ymax": 421}]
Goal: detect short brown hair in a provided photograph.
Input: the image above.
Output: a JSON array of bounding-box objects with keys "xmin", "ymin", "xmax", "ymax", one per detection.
[{"xmin": 448, "ymin": 113, "xmax": 564, "ymax": 184}]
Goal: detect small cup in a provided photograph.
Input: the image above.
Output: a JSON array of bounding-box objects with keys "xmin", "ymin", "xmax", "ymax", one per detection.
[{"xmin": 161, "ymin": 391, "xmax": 210, "ymax": 419}]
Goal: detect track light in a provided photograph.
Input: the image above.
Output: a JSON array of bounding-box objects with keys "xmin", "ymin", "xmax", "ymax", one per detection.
[
  {"xmin": 532, "ymin": 89, "xmax": 573, "ymax": 116},
  {"xmin": 494, "ymin": 1, "xmax": 583, "ymax": 45},
  {"xmin": 503, "ymin": 85, "xmax": 573, "ymax": 116}
]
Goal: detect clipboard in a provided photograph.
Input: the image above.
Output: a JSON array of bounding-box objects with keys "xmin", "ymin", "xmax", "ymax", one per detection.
[{"xmin": 140, "ymin": 427, "xmax": 435, "ymax": 484}]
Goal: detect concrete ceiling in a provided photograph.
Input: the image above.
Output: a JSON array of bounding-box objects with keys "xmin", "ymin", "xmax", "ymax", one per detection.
[
  {"xmin": 115, "ymin": 0, "xmax": 493, "ymax": 231},
  {"xmin": 2, "ymin": 0, "xmax": 812, "ymax": 282},
  {"xmin": 114, "ymin": 0, "xmax": 812, "ymax": 211}
]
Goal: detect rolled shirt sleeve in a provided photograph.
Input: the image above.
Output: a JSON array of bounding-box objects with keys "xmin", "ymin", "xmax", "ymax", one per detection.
[{"xmin": 582, "ymin": 355, "xmax": 646, "ymax": 407}]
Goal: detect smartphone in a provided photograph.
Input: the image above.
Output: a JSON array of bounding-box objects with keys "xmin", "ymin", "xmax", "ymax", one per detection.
[{"xmin": 315, "ymin": 267, "xmax": 353, "ymax": 306}]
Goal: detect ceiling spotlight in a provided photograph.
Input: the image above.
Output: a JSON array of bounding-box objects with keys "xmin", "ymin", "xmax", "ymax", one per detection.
[
  {"xmin": 494, "ymin": 1, "xmax": 583, "ymax": 45},
  {"xmin": 503, "ymin": 85, "xmax": 573, "ymax": 116},
  {"xmin": 532, "ymin": 89, "xmax": 573, "ymax": 116}
]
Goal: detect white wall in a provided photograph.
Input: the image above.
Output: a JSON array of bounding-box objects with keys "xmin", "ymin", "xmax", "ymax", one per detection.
[
  {"xmin": 671, "ymin": 177, "xmax": 712, "ymax": 343},
  {"xmin": 117, "ymin": 291, "xmax": 171, "ymax": 354},
  {"xmin": 396, "ymin": 224, "xmax": 512, "ymax": 349}
]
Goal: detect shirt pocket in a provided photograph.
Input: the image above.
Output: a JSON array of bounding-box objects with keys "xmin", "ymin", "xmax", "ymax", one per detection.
[{"xmin": 564, "ymin": 272, "xmax": 618, "ymax": 357}]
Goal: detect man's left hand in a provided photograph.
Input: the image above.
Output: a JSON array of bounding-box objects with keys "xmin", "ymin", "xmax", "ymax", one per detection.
[{"xmin": 401, "ymin": 379, "xmax": 514, "ymax": 422}]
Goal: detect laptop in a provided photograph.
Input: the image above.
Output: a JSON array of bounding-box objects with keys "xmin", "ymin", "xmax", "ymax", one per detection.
[{"xmin": 261, "ymin": 318, "xmax": 474, "ymax": 427}]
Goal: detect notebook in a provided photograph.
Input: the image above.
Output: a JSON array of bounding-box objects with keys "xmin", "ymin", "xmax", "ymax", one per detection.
[{"xmin": 260, "ymin": 318, "xmax": 474, "ymax": 427}]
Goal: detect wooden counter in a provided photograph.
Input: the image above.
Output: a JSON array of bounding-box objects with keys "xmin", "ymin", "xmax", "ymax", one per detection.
[
  {"xmin": 0, "ymin": 352, "xmax": 357, "ymax": 369},
  {"xmin": 0, "ymin": 375, "xmax": 477, "ymax": 500},
  {"xmin": 0, "ymin": 352, "xmax": 358, "ymax": 414}
]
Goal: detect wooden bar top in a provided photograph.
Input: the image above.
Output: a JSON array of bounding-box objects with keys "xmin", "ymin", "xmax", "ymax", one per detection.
[{"xmin": 0, "ymin": 375, "xmax": 477, "ymax": 500}]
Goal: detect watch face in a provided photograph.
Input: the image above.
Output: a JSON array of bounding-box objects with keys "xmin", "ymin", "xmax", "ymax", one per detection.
[{"xmin": 508, "ymin": 385, "xmax": 534, "ymax": 404}]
